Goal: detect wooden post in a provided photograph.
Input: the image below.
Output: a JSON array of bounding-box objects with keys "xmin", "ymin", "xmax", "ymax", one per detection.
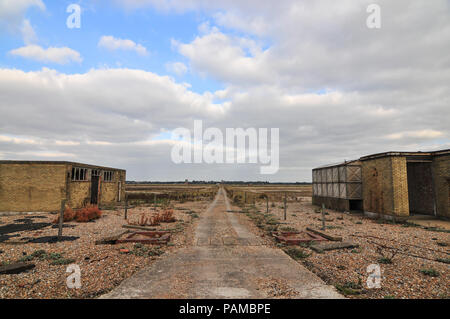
[
  {"xmin": 321, "ymin": 203, "xmax": 326, "ymax": 230},
  {"xmin": 244, "ymin": 192, "xmax": 247, "ymax": 204},
  {"xmin": 266, "ymin": 195, "xmax": 269, "ymax": 214},
  {"xmin": 124, "ymin": 195, "xmax": 128, "ymax": 220},
  {"xmin": 154, "ymin": 193, "xmax": 156, "ymax": 208},
  {"xmin": 284, "ymin": 193, "xmax": 287, "ymax": 220},
  {"xmin": 58, "ymin": 199, "xmax": 66, "ymax": 240}
]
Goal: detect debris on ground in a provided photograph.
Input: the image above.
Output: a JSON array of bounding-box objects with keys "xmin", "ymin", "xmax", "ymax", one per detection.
[{"xmin": 0, "ymin": 262, "xmax": 35, "ymax": 274}]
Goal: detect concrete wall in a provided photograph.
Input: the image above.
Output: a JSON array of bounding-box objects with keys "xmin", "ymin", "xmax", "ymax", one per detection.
[
  {"xmin": 0, "ymin": 163, "xmax": 67, "ymax": 212},
  {"xmin": 433, "ymin": 154, "xmax": 449, "ymax": 218}
]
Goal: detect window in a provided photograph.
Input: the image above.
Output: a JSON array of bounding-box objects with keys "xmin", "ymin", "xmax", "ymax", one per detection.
[
  {"xmin": 92, "ymin": 169, "xmax": 100, "ymax": 176},
  {"xmin": 71, "ymin": 167, "xmax": 88, "ymax": 181},
  {"xmin": 103, "ymin": 171, "xmax": 114, "ymax": 182}
]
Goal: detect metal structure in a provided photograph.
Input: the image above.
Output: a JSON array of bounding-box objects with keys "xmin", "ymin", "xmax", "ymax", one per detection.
[{"xmin": 312, "ymin": 160, "xmax": 363, "ymax": 211}]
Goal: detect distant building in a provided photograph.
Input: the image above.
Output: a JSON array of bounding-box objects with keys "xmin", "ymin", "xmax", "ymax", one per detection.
[
  {"xmin": 0, "ymin": 161, "xmax": 126, "ymax": 212},
  {"xmin": 312, "ymin": 149, "xmax": 449, "ymax": 218}
]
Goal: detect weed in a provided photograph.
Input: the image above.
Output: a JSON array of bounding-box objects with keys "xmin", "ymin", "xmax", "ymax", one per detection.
[
  {"xmin": 326, "ymin": 225, "xmax": 342, "ymax": 229},
  {"xmin": 435, "ymin": 258, "xmax": 450, "ymax": 264},
  {"xmin": 335, "ymin": 281, "xmax": 362, "ymax": 296},
  {"xmin": 280, "ymin": 226, "xmax": 297, "ymax": 232},
  {"xmin": 377, "ymin": 257, "xmax": 393, "ymax": 264},
  {"xmin": 50, "ymin": 258, "xmax": 75, "ymax": 265},
  {"xmin": 284, "ymin": 247, "xmax": 310, "ymax": 260},
  {"xmin": 131, "ymin": 244, "xmax": 164, "ymax": 257},
  {"xmin": 420, "ymin": 268, "xmax": 439, "ymax": 277}
]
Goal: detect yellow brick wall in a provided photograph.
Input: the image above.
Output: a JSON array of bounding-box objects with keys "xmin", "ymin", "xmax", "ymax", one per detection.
[
  {"xmin": 99, "ymin": 170, "xmax": 126, "ymax": 206},
  {"xmin": 68, "ymin": 181, "xmax": 91, "ymax": 209},
  {"xmin": 391, "ymin": 157, "xmax": 410, "ymax": 216},
  {"xmin": 66, "ymin": 166, "xmax": 126, "ymax": 209},
  {"xmin": 433, "ymin": 155, "xmax": 449, "ymax": 218},
  {"xmin": 362, "ymin": 157, "xmax": 395, "ymax": 215},
  {"xmin": 0, "ymin": 163, "xmax": 66, "ymax": 212}
]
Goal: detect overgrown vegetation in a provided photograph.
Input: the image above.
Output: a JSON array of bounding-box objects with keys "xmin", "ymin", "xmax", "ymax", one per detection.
[
  {"xmin": 17, "ymin": 249, "xmax": 75, "ymax": 265},
  {"xmin": 52, "ymin": 205, "xmax": 102, "ymax": 223},
  {"xmin": 131, "ymin": 243, "xmax": 164, "ymax": 257},
  {"xmin": 335, "ymin": 280, "xmax": 363, "ymax": 295},
  {"xmin": 419, "ymin": 268, "xmax": 440, "ymax": 277},
  {"xmin": 283, "ymin": 247, "xmax": 310, "ymax": 260}
]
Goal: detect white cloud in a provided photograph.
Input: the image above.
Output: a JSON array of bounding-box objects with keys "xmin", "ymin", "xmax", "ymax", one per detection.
[
  {"xmin": 175, "ymin": 28, "xmax": 270, "ymax": 85},
  {"xmin": 98, "ymin": 35, "xmax": 148, "ymax": 56},
  {"xmin": 386, "ymin": 130, "xmax": 444, "ymax": 140},
  {"xmin": 20, "ymin": 19, "xmax": 37, "ymax": 44},
  {"xmin": 9, "ymin": 45, "xmax": 82, "ymax": 64},
  {"xmin": 0, "ymin": 135, "xmax": 40, "ymax": 145},
  {"xmin": 0, "ymin": 0, "xmax": 45, "ymax": 36},
  {"xmin": 165, "ymin": 62, "xmax": 188, "ymax": 76}
]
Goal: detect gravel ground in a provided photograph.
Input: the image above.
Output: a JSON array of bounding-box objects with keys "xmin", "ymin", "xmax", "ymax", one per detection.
[
  {"xmin": 249, "ymin": 197, "xmax": 449, "ymax": 299},
  {"xmin": 0, "ymin": 201, "xmax": 208, "ymax": 299}
]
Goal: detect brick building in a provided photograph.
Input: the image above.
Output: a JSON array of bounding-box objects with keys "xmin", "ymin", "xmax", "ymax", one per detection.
[
  {"xmin": 0, "ymin": 161, "xmax": 126, "ymax": 212},
  {"xmin": 312, "ymin": 149, "xmax": 449, "ymax": 218}
]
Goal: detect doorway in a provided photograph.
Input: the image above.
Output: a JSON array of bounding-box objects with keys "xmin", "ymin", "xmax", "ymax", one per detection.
[
  {"xmin": 407, "ymin": 162, "xmax": 434, "ymax": 215},
  {"xmin": 91, "ymin": 175, "xmax": 99, "ymax": 204}
]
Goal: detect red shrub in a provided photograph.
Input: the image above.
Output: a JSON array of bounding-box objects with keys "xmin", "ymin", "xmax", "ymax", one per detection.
[
  {"xmin": 159, "ymin": 209, "xmax": 176, "ymax": 223},
  {"xmin": 138, "ymin": 213, "xmax": 148, "ymax": 226},
  {"xmin": 53, "ymin": 205, "xmax": 102, "ymax": 223},
  {"xmin": 52, "ymin": 206, "xmax": 76, "ymax": 223}
]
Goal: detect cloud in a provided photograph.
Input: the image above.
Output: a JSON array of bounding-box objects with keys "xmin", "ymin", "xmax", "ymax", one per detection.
[
  {"xmin": 1, "ymin": 1, "xmax": 450, "ymax": 181},
  {"xmin": 386, "ymin": 130, "xmax": 444, "ymax": 140},
  {"xmin": 175, "ymin": 28, "xmax": 270, "ymax": 85},
  {"xmin": 0, "ymin": 65, "xmax": 448, "ymax": 181},
  {"xmin": 9, "ymin": 45, "xmax": 82, "ymax": 64},
  {"xmin": 20, "ymin": 19, "xmax": 37, "ymax": 44},
  {"xmin": 98, "ymin": 35, "xmax": 148, "ymax": 56},
  {"xmin": 0, "ymin": 0, "xmax": 45, "ymax": 43},
  {"xmin": 165, "ymin": 62, "xmax": 188, "ymax": 76}
]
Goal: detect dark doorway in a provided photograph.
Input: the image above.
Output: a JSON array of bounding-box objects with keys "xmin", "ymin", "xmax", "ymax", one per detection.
[
  {"xmin": 349, "ymin": 200, "xmax": 363, "ymax": 211},
  {"xmin": 91, "ymin": 175, "xmax": 99, "ymax": 204},
  {"xmin": 407, "ymin": 162, "xmax": 434, "ymax": 215}
]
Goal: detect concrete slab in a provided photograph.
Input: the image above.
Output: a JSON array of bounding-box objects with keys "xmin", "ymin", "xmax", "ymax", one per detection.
[
  {"xmin": 407, "ymin": 219, "xmax": 450, "ymax": 230},
  {"xmin": 100, "ymin": 188, "xmax": 343, "ymax": 299}
]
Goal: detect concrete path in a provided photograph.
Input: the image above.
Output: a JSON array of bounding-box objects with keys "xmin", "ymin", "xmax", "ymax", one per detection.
[{"xmin": 101, "ymin": 188, "xmax": 342, "ymax": 299}]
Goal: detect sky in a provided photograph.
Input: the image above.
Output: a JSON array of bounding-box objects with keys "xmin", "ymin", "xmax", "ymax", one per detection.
[{"xmin": 0, "ymin": 0, "xmax": 449, "ymax": 182}]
